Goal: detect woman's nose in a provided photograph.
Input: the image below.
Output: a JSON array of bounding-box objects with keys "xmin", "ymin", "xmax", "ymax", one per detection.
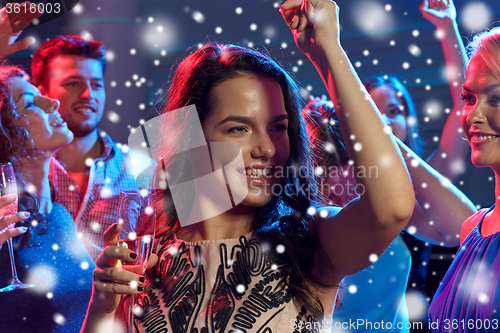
[
  {"xmin": 251, "ymin": 133, "xmax": 275, "ymax": 160},
  {"xmin": 38, "ymin": 95, "xmax": 60, "ymax": 113}
]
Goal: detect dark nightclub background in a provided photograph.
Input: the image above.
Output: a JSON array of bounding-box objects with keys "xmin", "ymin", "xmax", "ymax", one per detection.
[{"xmin": 5, "ymin": 0, "xmax": 500, "ymax": 329}]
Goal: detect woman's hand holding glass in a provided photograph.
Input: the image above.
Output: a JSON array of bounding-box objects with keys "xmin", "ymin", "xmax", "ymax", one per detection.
[
  {"xmin": 90, "ymin": 223, "xmax": 158, "ymax": 315},
  {"xmin": 0, "ymin": 194, "xmax": 29, "ymax": 248}
]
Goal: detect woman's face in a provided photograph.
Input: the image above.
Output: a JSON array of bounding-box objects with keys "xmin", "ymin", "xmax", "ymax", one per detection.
[
  {"xmin": 9, "ymin": 77, "xmax": 73, "ymax": 154},
  {"xmin": 460, "ymin": 53, "xmax": 500, "ymax": 170},
  {"xmin": 369, "ymin": 84, "xmax": 408, "ymax": 141},
  {"xmin": 202, "ymin": 73, "xmax": 290, "ymax": 207}
]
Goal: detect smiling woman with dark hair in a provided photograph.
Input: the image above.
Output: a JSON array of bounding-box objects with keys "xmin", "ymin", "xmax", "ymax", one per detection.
[{"xmin": 81, "ymin": 1, "xmax": 416, "ymax": 332}]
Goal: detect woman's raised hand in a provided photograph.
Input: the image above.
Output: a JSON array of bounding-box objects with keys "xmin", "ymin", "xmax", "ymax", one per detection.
[
  {"xmin": 420, "ymin": 0, "xmax": 457, "ymax": 27},
  {"xmin": 89, "ymin": 223, "xmax": 158, "ymax": 314},
  {"xmin": 0, "ymin": 194, "xmax": 28, "ymax": 249},
  {"xmin": 279, "ymin": 0, "xmax": 340, "ymax": 57},
  {"xmin": 0, "ymin": 1, "xmax": 42, "ymax": 58}
]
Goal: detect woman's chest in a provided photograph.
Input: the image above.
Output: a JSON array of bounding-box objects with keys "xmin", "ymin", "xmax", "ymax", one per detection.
[{"xmin": 134, "ymin": 236, "xmax": 305, "ymax": 332}]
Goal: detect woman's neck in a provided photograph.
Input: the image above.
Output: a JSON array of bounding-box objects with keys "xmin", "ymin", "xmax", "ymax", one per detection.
[
  {"xmin": 20, "ymin": 154, "xmax": 52, "ymax": 215},
  {"xmin": 176, "ymin": 205, "xmax": 256, "ymax": 242}
]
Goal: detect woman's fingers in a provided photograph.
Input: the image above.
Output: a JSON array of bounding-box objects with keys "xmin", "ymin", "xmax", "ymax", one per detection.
[
  {"xmin": 94, "ymin": 279, "xmax": 143, "ymax": 295},
  {"xmin": 103, "ymin": 223, "xmax": 122, "ymax": 247},
  {"xmin": 0, "ymin": 226, "xmax": 27, "ymax": 248},
  {"xmin": 279, "ymin": 0, "xmax": 301, "ymax": 25},
  {"xmin": 279, "ymin": 0, "xmax": 303, "ymax": 12},
  {"xmin": 96, "ymin": 244, "xmax": 137, "ymax": 269},
  {"xmin": 297, "ymin": 14, "xmax": 309, "ymax": 32},
  {"xmin": 146, "ymin": 253, "xmax": 159, "ymax": 271},
  {"xmin": 0, "ymin": 194, "xmax": 16, "ymax": 209},
  {"xmin": 93, "ymin": 245, "xmax": 146, "ymax": 296},
  {"xmin": 0, "ymin": 211, "xmax": 29, "ymax": 228},
  {"xmin": 94, "ymin": 266, "xmax": 139, "ymax": 283}
]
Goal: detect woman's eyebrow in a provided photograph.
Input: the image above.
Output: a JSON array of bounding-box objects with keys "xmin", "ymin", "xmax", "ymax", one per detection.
[
  {"xmin": 216, "ymin": 114, "xmax": 288, "ymax": 127},
  {"xmin": 270, "ymin": 114, "xmax": 289, "ymax": 123},
  {"xmin": 462, "ymin": 83, "xmax": 500, "ymax": 94},
  {"xmin": 16, "ymin": 92, "xmax": 35, "ymax": 102},
  {"xmin": 216, "ymin": 115, "xmax": 254, "ymax": 127}
]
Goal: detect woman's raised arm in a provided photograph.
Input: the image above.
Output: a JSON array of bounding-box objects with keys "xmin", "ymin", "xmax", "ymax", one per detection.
[{"xmin": 280, "ymin": 0, "xmax": 415, "ymax": 279}]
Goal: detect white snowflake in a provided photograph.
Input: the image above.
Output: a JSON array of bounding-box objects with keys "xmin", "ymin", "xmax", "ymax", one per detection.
[
  {"xmin": 53, "ymin": 313, "xmax": 66, "ymax": 326},
  {"xmin": 192, "ymin": 11, "xmax": 205, "ymax": 23},
  {"xmin": 406, "ymin": 290, "xmax": 428, "ymax": 321},
  {"xmin": 72, "ymin": 3, "xmax": 83, "ymax": 15},
  {"xmin": 461, "ymin": 3, "xmax": 492, "ymax": 31},
  {"xmin": 348, "ymin": 285, "xmax": 358, "ymax": 294},
  {"xmin": 107, "ymin": 111, "xmax": 120, "ymax": 124},
  {"xmin": 408, "ymin": 44, "xmax": 421, "ymax": 57}
]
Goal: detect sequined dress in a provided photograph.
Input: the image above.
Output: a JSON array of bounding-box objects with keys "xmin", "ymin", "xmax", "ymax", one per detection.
[
  {"xmin": 0, "ymin": 202, "xmax": 95, "ymax": 333},
  {"xmin": 132, "ymin": 232, "xmax": 328, "ymax": 333},
  {"xmin": 428, "ymin": 205, "xmax": 500, "ymax": 332}
]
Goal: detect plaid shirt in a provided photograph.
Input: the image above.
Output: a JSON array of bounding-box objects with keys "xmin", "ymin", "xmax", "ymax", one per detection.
[{"xmin": 49, "ymin": 129, "xmax": 140, "ymax": 261}]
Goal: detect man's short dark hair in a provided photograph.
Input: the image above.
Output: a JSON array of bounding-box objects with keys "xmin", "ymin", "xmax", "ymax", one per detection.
[{"xmin": 31, "ymin": 35, "xmax": 106, "ymax": 88}]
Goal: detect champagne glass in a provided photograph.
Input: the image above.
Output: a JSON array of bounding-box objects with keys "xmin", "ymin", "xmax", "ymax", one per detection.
[
  {"xmin": 117, "ymin": 191, "xmax": 156, "ymax": 333},
  {"xmin": 0, "ymin": 162, "xmax": 35, "ymax": 292}
]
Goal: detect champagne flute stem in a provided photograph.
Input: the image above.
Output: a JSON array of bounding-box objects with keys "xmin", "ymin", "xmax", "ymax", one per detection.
[
  {"xmin": 129, "ymin": 294, "xmax": 135, "ymax": 333},
  {"xmin": 7, "ymin": 238, "xmax": 21, "ymax": 283}
]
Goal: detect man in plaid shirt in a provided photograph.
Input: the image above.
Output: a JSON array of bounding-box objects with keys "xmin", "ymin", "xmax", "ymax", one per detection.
[{"xmin": 31, "ymin": 36, "xmax": 139, "ymax": 260}]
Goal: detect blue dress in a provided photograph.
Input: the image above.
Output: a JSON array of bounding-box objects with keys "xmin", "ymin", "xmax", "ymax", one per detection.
[
  {"xmin": 332, "ymin": 235, "xmax": 411, "ymax": 332},
  {"xmin": 428, "ymin": 205, "xmax": 500, "ymax": 332},
  {"xmin": 0, "ymin": 202, "xmax": 95, "ymax": 333}
]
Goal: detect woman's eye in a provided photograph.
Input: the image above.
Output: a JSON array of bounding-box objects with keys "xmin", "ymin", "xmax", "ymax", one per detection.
[
  {"xmin": 66, "ymin": 82, "xmax": 78, "ymax": 87},
  {"xmin": 388, "ymin": 108, "xmax": 401, "ymax": 117},
  {"xmin": 228, "ymin": 126, "xmax": 247, "ymax": 133},
  {"xmin": 271, "ymin": 124, "xmax": 287, "ymax": 132},
  {"xmin": 460, "ymin": 94, "xmax": 475, "ymax": 105},
  {"xmin": 489, "ymin": 95, "xmax": 500, "ymax": 104}
]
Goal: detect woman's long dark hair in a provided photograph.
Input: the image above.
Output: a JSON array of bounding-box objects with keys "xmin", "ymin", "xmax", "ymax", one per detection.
[
  {"xmin": 137, "ymin": 43, "xmax": 333, "ymax": 318},
  {"xmin": 0, "ymin": 65, "xmax": 47, "ymax": 246}
]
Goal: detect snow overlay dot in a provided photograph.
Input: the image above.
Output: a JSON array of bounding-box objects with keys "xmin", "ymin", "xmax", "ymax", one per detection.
[
  {"xmin": 307, "ymin": 207, "xmax": 316, "ymax": 216},
  {"xmin": 81, "ymin": 261, "xmax": 90, "ymax": 270},
  {"xmin": 192, "ymin": 11, "xmax": 205, "ymax": 23},
  {"xmin": 53, "ymin": 313, "xmax": 66, "ymax": 326}
]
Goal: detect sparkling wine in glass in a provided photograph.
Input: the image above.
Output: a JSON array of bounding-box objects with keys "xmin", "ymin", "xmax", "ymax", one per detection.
[
  {"xmin": 0, "ymin": 162, "xmax": 35, "ymax": 292},
  {"xmin": 117, "ymin": 191, "xmax": 156, "ymax": 333}
]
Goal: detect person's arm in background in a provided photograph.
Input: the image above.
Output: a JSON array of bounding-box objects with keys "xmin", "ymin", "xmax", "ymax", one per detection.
[
  {"xmin": 0, "ymin": 1, "xmax": 41, "ymax": 58},
  {"xmin": 420, "ymin": 0, "xmax": 469, "ymax": 182},
  {"xmin": 280, "ymin": 0, "xmax": 415, "ymax": 279},
  {"xmin": 396, "ymin": 138, "xmax": 476, "ymax": 247}
]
